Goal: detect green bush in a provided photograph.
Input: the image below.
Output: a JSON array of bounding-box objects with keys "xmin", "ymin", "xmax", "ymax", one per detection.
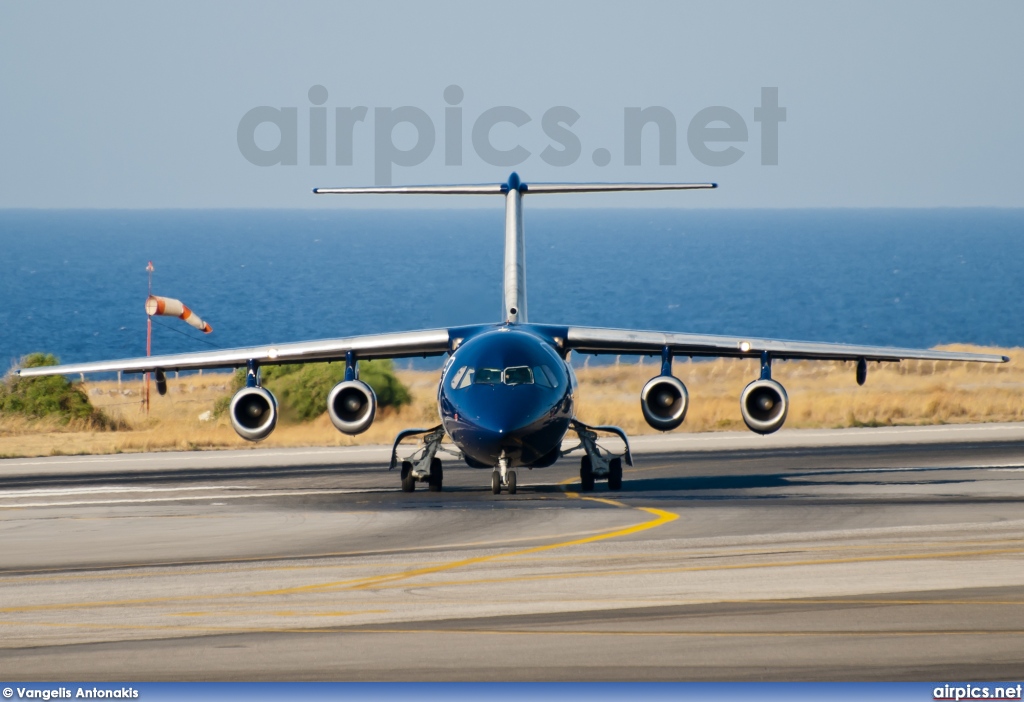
[
  {"xmin": 1, "ymin": 353, "xmax": 109, "ymax": 427},
  {"xmin": 216, "ymin": 359, "xmax": 411, "ymax": 422}
]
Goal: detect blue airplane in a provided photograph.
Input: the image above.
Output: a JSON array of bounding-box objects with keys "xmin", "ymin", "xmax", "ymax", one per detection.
[{"xmin": 16, "ymin": 173, "xmax": 1009, "ymax": 495}]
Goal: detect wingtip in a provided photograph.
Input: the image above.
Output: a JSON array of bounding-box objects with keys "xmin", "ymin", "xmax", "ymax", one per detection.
[
  {"xmin": 1003, "ymin": 355, "xmax": 1011, "ymax": 363},
  {"xmin": 311, "ymin": 188, "xmax": 320, "ymax": 194}
]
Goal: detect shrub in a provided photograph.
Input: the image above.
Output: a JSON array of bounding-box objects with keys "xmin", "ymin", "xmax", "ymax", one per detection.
[
  {"xmin": 1, "ymin": 353, "xmax": 109, "ymax": 427},
  {"xmin": 216, "ymin": 359, "xmax": 411, "ymax": 422}
]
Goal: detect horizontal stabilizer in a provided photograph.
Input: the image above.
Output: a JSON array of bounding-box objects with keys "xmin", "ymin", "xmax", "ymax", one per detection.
[
  {"xmin": 313, "ymin": 184, "xmax": 502, "ymax": 195},
  {"xmin": 524, "ymin": 182, "xmax": 716, "ymax": 194},
  {"xmin": 314, "ymin": 174, "xmax": 717, "ymax": 197}
]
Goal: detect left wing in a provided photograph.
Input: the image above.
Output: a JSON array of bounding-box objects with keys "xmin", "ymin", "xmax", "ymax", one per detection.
[
  {"xmin": 15, "ymin": 328, "xmax": 452, "ymax": 377},
  {"xmin": 566, "ymin": 326, "xmax": 1009, "ymax": 364}
]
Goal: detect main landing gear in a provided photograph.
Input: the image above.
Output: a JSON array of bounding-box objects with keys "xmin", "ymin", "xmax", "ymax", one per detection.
[
  {"xmin": 389, "ymin": 422, "xmax": 631, "ymax": 496},
  {"xmin": 566, "ymin": 420, "xmax": 632, "ymax": 493},
  {"xmin": 390, "ymin": 425, "xmax": 453, "ymax": 493},
  {"xmin": 401, "ymin": 456, "xmax": 443, "ymax": 493},
  {"xmin": 491, "ymin": 451, "xmax": 517, "ymax": 495}
]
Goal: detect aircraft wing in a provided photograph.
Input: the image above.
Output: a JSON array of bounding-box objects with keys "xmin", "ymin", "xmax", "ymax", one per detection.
[
  {"xmin": 565, "ymin": 326, "xmax": 1009, "ymax": 364},
  {"xmin": 14, "ymin": 328, "xmax": 452, "ymax": 377}
]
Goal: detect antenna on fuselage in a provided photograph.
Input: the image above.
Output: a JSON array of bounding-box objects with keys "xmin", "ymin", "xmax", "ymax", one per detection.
[{"xmin": 314, "ymin": 173, "xmax": 717, "ymax": 325}]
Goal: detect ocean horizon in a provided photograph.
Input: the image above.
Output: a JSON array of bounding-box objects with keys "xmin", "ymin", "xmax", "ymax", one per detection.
[{"xmin": 2, "ymin": 207, "xmax": 1022, "ymax": 372}]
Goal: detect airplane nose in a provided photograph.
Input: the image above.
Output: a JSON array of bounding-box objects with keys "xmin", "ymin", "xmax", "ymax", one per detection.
[
  {"xmin": 445, "ymin": 386, "xmax": 571, "ymax": 466},
  {"xmin": 469, "ymin": 400, "xmax": 543, "ymax": 438}
]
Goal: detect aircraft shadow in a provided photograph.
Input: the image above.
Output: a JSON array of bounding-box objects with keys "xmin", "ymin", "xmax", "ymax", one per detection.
[{"xmin": 533, "ymin": 464, "xmax": 979, "ymax": 496}]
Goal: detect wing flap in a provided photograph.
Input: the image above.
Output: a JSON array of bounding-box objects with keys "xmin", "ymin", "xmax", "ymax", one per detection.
[{"xmin": 566, "ymin": 326, "xmax": 1009, "ymax": 364}]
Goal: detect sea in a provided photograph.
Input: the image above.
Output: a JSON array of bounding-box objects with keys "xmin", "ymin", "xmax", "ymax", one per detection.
[{"xmin": 1, "ymin": 208, "xmax": 1022, "ymax": 373}]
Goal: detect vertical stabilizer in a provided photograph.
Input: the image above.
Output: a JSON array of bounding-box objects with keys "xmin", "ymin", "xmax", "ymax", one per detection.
[
  {"xmin": 502, "ymin": 172, "xmax": 527, "ymax": 324},
  {"xmin": 313, "ymin": 174, "xmax": 716, "ymax": 327}
]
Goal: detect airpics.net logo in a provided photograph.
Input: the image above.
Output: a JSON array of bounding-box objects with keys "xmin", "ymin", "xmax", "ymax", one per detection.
[
  {"xmin": 934, "ymin": 684, "xmax": 1024, "ymax": 701},
  {"xmin": 236, "ymin": 85, "xmax": 786, "ymax": 185}
]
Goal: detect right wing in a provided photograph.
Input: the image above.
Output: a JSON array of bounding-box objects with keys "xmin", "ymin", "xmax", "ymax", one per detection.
[
  {"xmin": 565, "ymin": 326, "xmax": 1009, "ymax": 364},
  {"xmin": 14, "ymin": 328, "xmax": 452, "ymax": 377}
]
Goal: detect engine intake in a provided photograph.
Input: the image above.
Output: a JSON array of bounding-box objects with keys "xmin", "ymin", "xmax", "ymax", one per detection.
[
  {"xmin": 740, "ymin": 378, "xmax": 788, "ymax": 435},
  {"xmin": 640, "ymin": 375, "xmax": 689, "ymax": 431},
  {"xmin": 229, "ymin": 386, "xmax": 278, "ymax": 442},
  {"xmin": 327, "ymin": 379, "xmax": 377, "ymax": 435}
]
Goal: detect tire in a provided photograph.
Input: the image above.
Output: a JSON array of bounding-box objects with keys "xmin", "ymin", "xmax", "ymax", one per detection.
[
  {"xmin": 608, "ymin": 457, "xmax": 623, "ymax": 491},
  {"xmin": 401, "ymin": 460, "xmax": 415, "ymax": 493},
  {"xmin": 428, "ymin": 457, "xmax": 443, "ymax": 492},
  {"xmin": 491, "ymin": 471, "xmax": 502, "ymax": 495},
  {"xmin": 507, "ymin": 470, "xmax": 517, "ymax": 495},
  {"xmin": 580, "ymin": 456, "xmax": 595, "ymax": 492}
]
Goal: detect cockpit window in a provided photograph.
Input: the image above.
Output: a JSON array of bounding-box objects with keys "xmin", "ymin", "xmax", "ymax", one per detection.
[
  {"xmin": 449, "ymin": 365, "xmax": 470, "ymax": 389},
  {"xmin": 475, "ymin": 368, "xmax": 503, "ymax": 384},
  {"xmin": 503, "ymin": 366, "xmax": 533, "ymax": 386},
  {"xmin": 533, "ymin": 365, "xmax": 559, "ymax": 388}
]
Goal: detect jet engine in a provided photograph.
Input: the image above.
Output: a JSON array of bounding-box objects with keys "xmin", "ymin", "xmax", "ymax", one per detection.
[
  {"xmin": 327, "ymin": 379, "xmax": 377, "ymax": 435},
  {"xmin": 740, "ymin": 379, "xmax": 789, "ymax": 434},
  {"xmin": 229, "ymin": 386, "xmax": 278, "ymax": 442},
  {"xmin": 640, "ymin": 375, "xmax": 689, "ymax": 431}
]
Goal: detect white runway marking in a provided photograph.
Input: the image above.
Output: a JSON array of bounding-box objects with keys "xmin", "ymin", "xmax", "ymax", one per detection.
[
  {"xmin": 0, "ymin": 447, "xmax": 388, "ymax": 467},
  {"xmin": 0, "ymin": 485, "xmax": 253, "ymax": 498},
  {"xmin": 0, "ymin": 487, "xmax": 395, "ymax": 509}
]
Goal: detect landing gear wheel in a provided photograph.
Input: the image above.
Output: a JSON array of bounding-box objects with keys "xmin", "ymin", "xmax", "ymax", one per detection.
[
  {"xmin": 428, "ymin": 457, "xmax": 443, "ymax": 492},
  {"xmin": 608, "ymin": 457, "xmax": 623, "ymax": 491},
  {"xmin": 491, "ymin": 471, "xmax": 502, "ymax": 495},
  {"xmin": 507, "ymin": 470, "xmax": 517, "ymax": 495},
  {"xmin": 400, "ymin": 461, "xmax": 415, "ymax": 493},
  {"xmin": 580, "ymin": 456, "xmax": 595, "ymax": 492}
]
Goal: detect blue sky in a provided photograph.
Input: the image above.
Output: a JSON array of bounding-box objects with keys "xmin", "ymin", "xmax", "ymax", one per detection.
[{"xmin": 1, "ymin": 1, "xmax": 1021, "ymax": 208}]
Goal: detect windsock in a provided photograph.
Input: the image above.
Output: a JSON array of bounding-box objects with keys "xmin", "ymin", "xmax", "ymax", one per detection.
[{"xmin": 145, "ymin": 295, "xmax": 213, "ymax": 333}]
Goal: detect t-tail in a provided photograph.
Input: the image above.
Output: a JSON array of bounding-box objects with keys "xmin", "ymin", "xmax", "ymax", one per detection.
[{"xmin": 314, "ymin": 173, "xmax": 717, "ymax": 324}]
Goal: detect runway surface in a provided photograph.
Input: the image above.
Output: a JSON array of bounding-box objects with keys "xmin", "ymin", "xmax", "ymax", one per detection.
[{"xmin": 2, "ymin": 425, "xmax": 1024, "ymax": 681}]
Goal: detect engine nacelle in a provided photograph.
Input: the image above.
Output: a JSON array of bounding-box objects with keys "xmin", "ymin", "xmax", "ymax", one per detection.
[
  {"xmin": 640, "ymin": 375, "xmax": 689, "ymax": 431},
  {"xmin": 740, "ymin": 378, "xmax": 789, "ymax": 435},
  {"xmin": 229, "ymin": 386, "xmax": 278, "ymax": 442},
  {"xmin": 327, "ymin": 379, "xmax": 377, "ymax": 435}
]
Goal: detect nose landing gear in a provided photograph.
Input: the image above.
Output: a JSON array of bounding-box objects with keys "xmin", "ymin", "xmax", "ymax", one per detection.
[{"xmin": 491, "ymin": 452, "xmax": 517, "ymax": 495}]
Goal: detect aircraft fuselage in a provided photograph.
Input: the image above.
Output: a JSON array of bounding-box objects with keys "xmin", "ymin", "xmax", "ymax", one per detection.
[{"xmin": 439, "ymin": 325, "xmax": 575, "ymax": 468}]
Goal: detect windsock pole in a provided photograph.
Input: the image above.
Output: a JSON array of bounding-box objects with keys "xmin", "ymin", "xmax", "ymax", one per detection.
[
  {"xmin": 145, "ymin": 296, "xmax": 213, "ymax": 334},
  {"xmin": 141, "ymin": 276, "xmax": 214, "ymax": 414},
  {"xmin": 145, "ymin": 261, "xmax": 153, "ymax": 415}
]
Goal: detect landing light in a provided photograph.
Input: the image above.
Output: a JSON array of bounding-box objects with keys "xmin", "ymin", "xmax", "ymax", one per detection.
[{"xmin": 740, "ymin": 341, "xmax": 751, "ymax": 352}]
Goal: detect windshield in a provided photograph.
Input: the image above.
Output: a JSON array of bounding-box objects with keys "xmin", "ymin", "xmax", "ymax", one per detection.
[{"xmin": 449, "ymin": 364, "xmax": 561, "ymax": 390}]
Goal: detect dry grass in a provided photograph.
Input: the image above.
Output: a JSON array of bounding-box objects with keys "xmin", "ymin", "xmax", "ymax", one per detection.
[
  {"xmin": 574, "ymin": 345, "xmax": 1024, "ymax": 434},
  {"xmin": 1, "ymin": 345, "xmax": 1022, "ymax": 458},
  {"xmin": 0, "ymin": 372, "xmax": 443, "ymax": 458}
]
